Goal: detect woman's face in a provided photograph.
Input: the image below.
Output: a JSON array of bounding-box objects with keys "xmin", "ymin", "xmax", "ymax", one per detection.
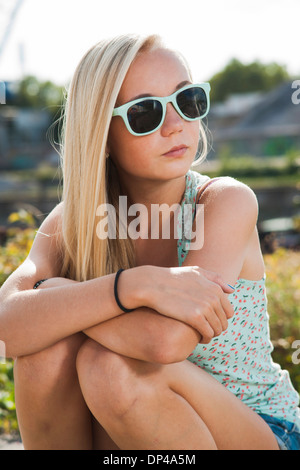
[{"xmin": 108, "ymin": 47, "xmax": 200, "ymax": 183}]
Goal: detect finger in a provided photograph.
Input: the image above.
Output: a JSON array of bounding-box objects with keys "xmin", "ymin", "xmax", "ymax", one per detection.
[
  {"xmin": 204, "ymin": 280, "xmax": 234, "ymax": 322},
  {"xmin": 212, "ymin": 299, "xmax": 229, "ymax": 332},
  {"xmin": 224, "ymin": 283, "xmax": 236, "ymax": 294},
  {"xmin": 220, "ymin": 294, "xmax": 235, "ymax": 319},
  {"xmin": 199, "ymin": 328, "xmax": 214, "ymax": 344},
  {"xmin": 213, "ymin": 277, "xmax": 235, "ymax": 294},
  {"xmin": 198, "ymin": 268, "xmax": 236, "ymax": 294},
  {"xmin": 204, "ymin": 303, "xmax": 226, "ymax": 337},
  {"xmin": 199, "ymin": 329, "xmax": 215, "ymax": 345},
  {"xmin": 194, "ymin": 309, "xmax": 215, "ymax": 343}
]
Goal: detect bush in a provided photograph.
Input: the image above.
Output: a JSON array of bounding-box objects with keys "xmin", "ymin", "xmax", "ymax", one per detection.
[
  {"xmin": 208, "ymin": 147, "xmax": 300, "ymax": 180},
  {"xmin": 264, "ymin": 248, "xmax": 300, "ymax": 393},
  {"xmin": 0, "ymin": 362, "xmax": 18, "ymax": 434},
  {"xmin": 0, "ymin": 213, "xmax": 35, "ymax": 434}
]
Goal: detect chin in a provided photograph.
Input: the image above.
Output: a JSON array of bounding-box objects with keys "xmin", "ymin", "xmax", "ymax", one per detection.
[{"xmin": 159, "ymin": 156, "xmax": 194, "ymax": 178}]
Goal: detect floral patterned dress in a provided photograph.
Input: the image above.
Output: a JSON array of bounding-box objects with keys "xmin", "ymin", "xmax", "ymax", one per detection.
[{"xmin": 177, "ymin": 170, "xmax": 300, "ymax": 425}]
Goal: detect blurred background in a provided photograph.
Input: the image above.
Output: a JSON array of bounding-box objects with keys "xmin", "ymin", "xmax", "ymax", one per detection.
[
  {"xmin": 0, "ymin": 0, "xmax": 299, "ymax": 246},
  {"xmin": 0, "ymin": 0, "xmax": 299, "ymax": 439}
]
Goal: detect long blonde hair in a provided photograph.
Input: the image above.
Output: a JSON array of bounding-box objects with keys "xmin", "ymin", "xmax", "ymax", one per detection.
[{"xmin": 59, "ymin": 34, "xmax": 208, "ymax": 281}]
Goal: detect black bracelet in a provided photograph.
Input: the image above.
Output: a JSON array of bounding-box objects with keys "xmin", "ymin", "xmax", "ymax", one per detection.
[
  {"xmin": 114, "ymin": 269, "xmax": 133, "ymax": 313},
  {"xmin": 33, "ymin": 279, "xmax": 48, "ymax": 289}
]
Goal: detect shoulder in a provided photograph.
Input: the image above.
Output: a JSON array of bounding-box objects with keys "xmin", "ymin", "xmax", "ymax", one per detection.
[
  {"xmin": 187, "ymin": 177, "xmax": 260, "ymax": 281},
  {"xmin": 34, "ymin": 201, "xmax": 64, "ymax": 242},
  {"xmin": 28, "ymin": 201, "xmax": 64, "ymax": 267},
  {"xmin": 199, "ymin": 176, "xmax": 258, "ymax": 223}
]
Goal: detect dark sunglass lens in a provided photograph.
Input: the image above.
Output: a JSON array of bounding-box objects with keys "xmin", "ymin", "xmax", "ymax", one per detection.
[
  {"xmin": 127, "ymin": 100, "xmax": 163, "ymax": 134},
  {"xmin": 176, "ymin": 87, "xmax": 207, "ymax": 119}
]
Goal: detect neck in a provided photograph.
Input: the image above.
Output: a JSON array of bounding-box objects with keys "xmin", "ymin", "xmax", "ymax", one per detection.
[
  {"xmin": 120, "ymin": 173, "xmax": 187, "ymax": 207},
  {"xmin": 117, "ymin": 173, "xmax": 187, "ymax": 239}
]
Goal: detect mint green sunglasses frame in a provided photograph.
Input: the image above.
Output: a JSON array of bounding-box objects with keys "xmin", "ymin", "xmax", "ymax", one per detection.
[{"xmin": 112, "ymin": 82, "xmax": 211, "ymax": 136}]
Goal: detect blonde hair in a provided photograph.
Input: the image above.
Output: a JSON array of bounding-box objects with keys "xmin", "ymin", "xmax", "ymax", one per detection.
[{"xmin": 59, "ymin": 34, "xmax": 208, "ymax": 281}]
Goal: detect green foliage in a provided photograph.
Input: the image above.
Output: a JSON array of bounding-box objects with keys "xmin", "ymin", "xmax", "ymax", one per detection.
[
  {"xmin": 264, "ymin": 249, "xmax": 300, "ymax": 394},
  {"xmin": 208, "ymin": 146, "xmax": 300, "ymax": 180},
  {"xmin": 0, "ymin": 362, "xmax": 18, "ymax": 434},
  {"xmin": 6, "ymin": 75, "xmax": 65, "ymax": 119},
  {"xmin": 0, "ymin": 211, "xmax": 35, "ymax": 434},
  {"xmin": 0, "ymin": 226, "xmax": 35, "ymax": 287},
  {"xmin": 209, "ymin": 58, "xmax": 290, "ymax": 102},
  {"xmin": 285, "ymin": 148, "xmax": 300, "ymax": 173}
]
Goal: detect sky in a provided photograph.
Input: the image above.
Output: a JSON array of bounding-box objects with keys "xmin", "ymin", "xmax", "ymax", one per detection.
[{"xmin": 0, "ymin": 0, "xmax": 299, "ymax": 86}]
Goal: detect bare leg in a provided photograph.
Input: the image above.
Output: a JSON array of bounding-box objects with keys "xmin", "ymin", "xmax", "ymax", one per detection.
[
  {"xmin": 76, "ymin": 339, "xmax": 279, "ymax": 450},
  {"xmin": 14, "ymin": 333, "xmax": 93, "ymax": 450},
  {"xmin": 92, "ymin": 418, "xmax": 120, "ymax": 450}
]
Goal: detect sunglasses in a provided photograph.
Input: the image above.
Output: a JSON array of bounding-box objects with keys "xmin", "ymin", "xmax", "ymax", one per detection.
[{"xmin": 112, "ymin": 83, "xmax": 210, "ymax": 136}]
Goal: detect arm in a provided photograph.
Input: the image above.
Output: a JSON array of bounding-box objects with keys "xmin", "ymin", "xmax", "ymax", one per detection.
[
  {"xmin": 33, "ymin": 267, "xmax": 230, "ymax": 364},
  {"xmin": 84, "ymin": 309, "xmax": 201, "ymax": 364},
  {"xmin": 0, "ymin": 204, "xmax": 142, "ymax": 358},
  {"xmin": 0, "ymin": 188, "xmax": 236, "ymax": 360},
  {"xmin": 83, "ymin": 179, "xmax": 260, "ymax": 363},
  {"xmin": 186, "ymin": 177, "xmax": 262, "ymax": 284}
]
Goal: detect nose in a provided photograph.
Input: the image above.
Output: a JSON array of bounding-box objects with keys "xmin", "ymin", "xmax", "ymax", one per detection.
[{"xmin": 160, "ymin": 102, "xmax": 184, "ymax": 136}]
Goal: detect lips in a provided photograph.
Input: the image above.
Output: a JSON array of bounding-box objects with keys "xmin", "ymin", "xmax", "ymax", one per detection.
[{"xmin": 163, "ymin": 145, "xmax": 188, "ymax": 157}]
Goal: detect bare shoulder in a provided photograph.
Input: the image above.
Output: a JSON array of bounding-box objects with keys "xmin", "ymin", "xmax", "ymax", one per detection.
[
  {"xmin": 34, "ymin": 201, "xmax": 64, "ymax": 240},
  {"xmin": 186, "ymin": 178, "xmax": 261, "ymax": 281},
  {"xmin": 200, "ymin": 176, "xmax": 258, "ymax": 223},
  {"xmin": 29, "ymin": 200, "xmax": 64, "ymax": 262}
]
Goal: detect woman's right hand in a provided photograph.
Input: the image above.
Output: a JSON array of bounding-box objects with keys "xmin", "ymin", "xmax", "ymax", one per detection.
[{"xmin": 137, "ymin": 265, "xmax": 235, "ymax": 344}]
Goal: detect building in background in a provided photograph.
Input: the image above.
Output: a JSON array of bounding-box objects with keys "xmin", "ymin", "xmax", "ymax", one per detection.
[{"xmin": 208, "ymin": 81, "xmax": 300, "ymax": 157}]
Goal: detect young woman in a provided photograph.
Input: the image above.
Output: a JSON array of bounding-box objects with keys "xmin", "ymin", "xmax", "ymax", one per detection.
[{"xmin": 0, "ymin": 34, "xmax": 299, "ymax": 450}]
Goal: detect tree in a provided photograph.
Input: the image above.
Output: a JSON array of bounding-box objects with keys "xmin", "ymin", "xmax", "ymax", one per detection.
[
  {"xmin": 209, "ymin": 58, "xmax": 290, "ymax": 102},
  {"xmin": 6, "ymin": 75, "xmax": 65, "ymax": 118}
]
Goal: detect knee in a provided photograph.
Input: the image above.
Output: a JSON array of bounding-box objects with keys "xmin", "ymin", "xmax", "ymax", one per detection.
[
  {"xmin": 14, "ymin": 333, "xmax": 85, "ymax": 389},
  {"xmin": 76, "ymin": 340, "xmax": 143, "ymax": 418}
]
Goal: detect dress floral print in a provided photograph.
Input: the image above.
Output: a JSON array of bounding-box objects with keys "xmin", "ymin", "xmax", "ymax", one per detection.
[{"xmin": 177, "ymin": 170, "xmax": 300, "ymax": 425}]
